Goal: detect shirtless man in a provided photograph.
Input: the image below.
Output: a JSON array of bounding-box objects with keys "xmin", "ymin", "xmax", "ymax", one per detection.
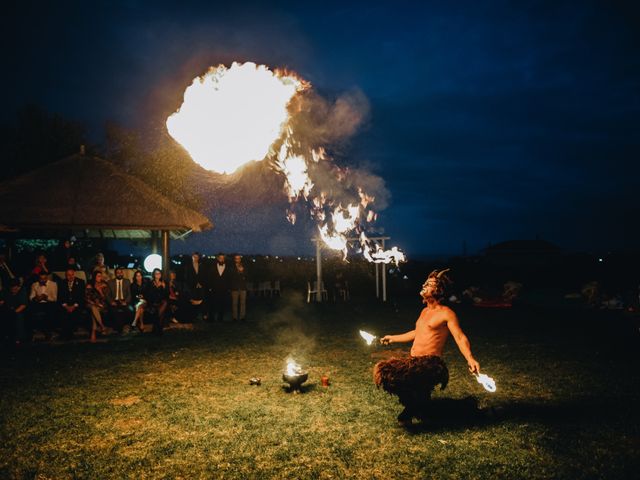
[{"xmin": 374, "ymin": 268, "xmax": 480, "ymax": 424}]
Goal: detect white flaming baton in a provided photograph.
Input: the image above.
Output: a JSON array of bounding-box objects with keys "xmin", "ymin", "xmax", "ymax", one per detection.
[
  {"xmin": 473, "ymin": 372, "xmax": 497, "ymax": 392},
  {"xmin": 359, "ymin": 330, "xmax": 378, "ymax": 346},
  {"xmin": 167, "ymin": 61, "xmax": 406, "ymax": 265}
]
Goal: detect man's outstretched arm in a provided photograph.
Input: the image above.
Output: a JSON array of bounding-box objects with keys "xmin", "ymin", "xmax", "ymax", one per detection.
[
  {"xmin": 380, "ymin": 330, "xmax": 416, "ymax": 344},
  {"xmin": 446, "ymin": 313, "xmax": 480, "ymax": 373}
]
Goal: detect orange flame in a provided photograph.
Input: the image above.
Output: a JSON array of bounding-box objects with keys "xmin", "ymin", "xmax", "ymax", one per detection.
[{"xmin": 167, "ymin": 61, "xmax": 405, "ymax": 264}]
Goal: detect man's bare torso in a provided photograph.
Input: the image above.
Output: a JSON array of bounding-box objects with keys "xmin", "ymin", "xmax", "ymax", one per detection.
[{"xmin": 410, "ymin": 306, "xmax": 452, "ymax": 357}]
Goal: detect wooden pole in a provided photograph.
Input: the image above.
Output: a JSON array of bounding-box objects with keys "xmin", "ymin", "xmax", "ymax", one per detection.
[
  {"xmin": 315, "ymin": 238, "xmax": 323, "ymax": 303},
  {"xmin": 151, "ymin": 230, "xmax": 159, "ymax": 254},
  {"xmin": 161, "ymin": 230, "xmax": 170, "ymax": 276},
  {"xmin": 381, "ymin": 238, "xmax": 387, "ymax": 302}
]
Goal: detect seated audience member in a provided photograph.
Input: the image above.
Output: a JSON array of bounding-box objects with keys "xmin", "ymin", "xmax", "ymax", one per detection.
[
  {"xmin": 54, "ymin": 239, "xmax": 77, "ymax": 270},
  {"xmin": 66, "ymin": 256, "xmax": 82, "ymax": 271},
  {"xmin": 144, "ymin": 268, "xmax": 168, "ymax": 335},
  {"xmin": 0, "ymin": 251, "xmax": 18, "ymax": 290},
  {"xmin": 28, "ymin": 254, "xmax": 50, "ymax": 286},
  {"xmin": 167, "ymin": 270, "xmax": 183, "ymax": 324},
  {"xmin": 29, "ymin": 271, "xmax": 58, "ymax": 340},
  {"xmin": 130, "ymin": 270, "xmax": 147, "ymax": 331},
  {"xmin": 58, "ymin": 267, "xmax": 86, "ymax": 340},
  {"xmin": 86, "ymin": 271, "xmax": 109, "ymax": 343},
  {"xmin": 106, "ymin": 267, "xmax": 133, "ymax": 333},
  {"xmin": 89, "ymin": 252, "xmax": 111, "ymax": 280},
  {"xmin": 1, "ymin": 278, "xmax": 28, "ymax": 344}
]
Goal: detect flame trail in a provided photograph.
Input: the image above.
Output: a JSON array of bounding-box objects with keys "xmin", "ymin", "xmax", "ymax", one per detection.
[{"xmin": 167, "ymin": 61, "xmax": 405, "ymax": 263}]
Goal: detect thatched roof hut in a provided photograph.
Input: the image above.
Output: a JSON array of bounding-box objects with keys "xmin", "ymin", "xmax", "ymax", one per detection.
[{"xmin": 0, "ymin": 153, "xmax": 212, "ymax": 239}]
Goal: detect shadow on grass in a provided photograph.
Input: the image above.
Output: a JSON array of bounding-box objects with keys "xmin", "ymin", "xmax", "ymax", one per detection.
[
  {"xmin": 402, "ymin": 396, "xmax": 638, "ymax": 433},
  {"xmin": 281, "ymin": 382, "xmax": 319, "ymax": 394}
]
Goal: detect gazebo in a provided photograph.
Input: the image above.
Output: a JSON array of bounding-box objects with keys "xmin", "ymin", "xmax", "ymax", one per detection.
[{"xmin": 0, "ymin": 151, "xmax": 213, "ymax": 273}]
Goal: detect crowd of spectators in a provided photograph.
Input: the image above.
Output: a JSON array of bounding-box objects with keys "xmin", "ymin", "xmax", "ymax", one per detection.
[{"xmin": 0, "ymin": 247, "xmax": 250, "ymax": 346}]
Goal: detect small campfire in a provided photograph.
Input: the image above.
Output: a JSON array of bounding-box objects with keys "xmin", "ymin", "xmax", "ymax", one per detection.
[{"xmin": 282, "ymin": 359, "xmax": 308, "ymax": 393}]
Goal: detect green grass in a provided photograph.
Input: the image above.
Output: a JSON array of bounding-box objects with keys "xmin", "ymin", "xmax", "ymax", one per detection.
[{"xmin": 1, "ymin": 294, "xmax": 639, "ymax": 479}]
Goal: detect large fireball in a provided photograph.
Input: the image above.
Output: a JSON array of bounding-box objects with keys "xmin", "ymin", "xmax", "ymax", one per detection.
[{"xmin": 167, "ymin": 62, "xmax": 305, "ymax": 174}]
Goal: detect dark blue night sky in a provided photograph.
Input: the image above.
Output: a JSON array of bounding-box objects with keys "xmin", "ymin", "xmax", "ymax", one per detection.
[{"xmin": 3, "ymin": 1, "xmax": 639, "ymax": 256}]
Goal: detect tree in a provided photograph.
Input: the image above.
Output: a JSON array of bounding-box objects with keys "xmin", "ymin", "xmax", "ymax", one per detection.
[{"xmin": 0, "ymin": 105, "xmax": 88, "ymax": 182}]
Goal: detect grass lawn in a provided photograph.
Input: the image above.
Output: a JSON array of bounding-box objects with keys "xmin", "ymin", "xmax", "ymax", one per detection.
[{"xmin": 1, "ymin": 294, "xmax": 639, "ymax": 479}]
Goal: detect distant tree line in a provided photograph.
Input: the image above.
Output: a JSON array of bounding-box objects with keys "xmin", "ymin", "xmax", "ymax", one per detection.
[{"xmin": 0, "ymin": 104, "xmax": 204, "ymax": 211}]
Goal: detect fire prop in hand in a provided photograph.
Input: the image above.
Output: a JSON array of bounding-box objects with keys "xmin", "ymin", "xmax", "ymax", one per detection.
[
  {"xmin": 473, "ymin": 372, "xmax": 497, "ymax": 392},
  {"xmin": 167, "ymin": 61, "xmax": 405, "ymax": 264},
  {"xmin": 359, "ymin": 330, "xmax": 378, "ymax": 346}
]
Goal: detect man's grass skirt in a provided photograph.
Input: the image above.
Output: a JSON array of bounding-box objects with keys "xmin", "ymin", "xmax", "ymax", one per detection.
[{"xmin": 374, "ymin": 355, "xmax": 449, "ymax": 422}]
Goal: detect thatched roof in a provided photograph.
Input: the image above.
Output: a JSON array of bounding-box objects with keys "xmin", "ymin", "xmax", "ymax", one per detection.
[{"xmin": 0, "ymin": 153, "xmax": 213, "ymax": 239}]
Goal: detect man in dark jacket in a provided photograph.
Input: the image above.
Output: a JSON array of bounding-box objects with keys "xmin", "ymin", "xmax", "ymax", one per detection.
[
  {"xmin": 184, "ymin": 252, "xmax": 208, "ymax": 320},
  {"xmin": 106, "ymin": 267, "xmax": 133, "ymax": 333},
  {"xmin": 208, "ymin": 253, "xmax": 230, "ymax": 322},
  {"xmin": 57, "ymin": 268, "xmax": 86, "ymax": 340}
]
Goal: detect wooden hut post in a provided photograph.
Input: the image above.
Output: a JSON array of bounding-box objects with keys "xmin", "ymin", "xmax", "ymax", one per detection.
[
  {"xmin": 161, "ymin": 230, "xmax": 170, "ymax": 276},
  {"xmin": 151, "ymin": 231, "xmax": 159, "ymax": 254}
]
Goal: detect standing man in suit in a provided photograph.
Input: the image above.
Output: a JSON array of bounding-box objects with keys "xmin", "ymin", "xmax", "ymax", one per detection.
[
  {"xmin": 58, "ymin": 267, "xmax": 85, "ymax": 340},
  {"xmin": 209, "ymin": 253, "xmax": 230, "ymax": 322},
  {"xmin": 106, "ymin": 267, "xmax": 132, "ymax": 333},
  {"xmin": 184, "ymin": 252, "xmax": 208, "ymax": 321}
]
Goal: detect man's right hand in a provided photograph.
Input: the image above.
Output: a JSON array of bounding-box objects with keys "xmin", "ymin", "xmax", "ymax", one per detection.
[{"xmin": 380, "ymin": 335, "xmax": 392, "ymax": 345}]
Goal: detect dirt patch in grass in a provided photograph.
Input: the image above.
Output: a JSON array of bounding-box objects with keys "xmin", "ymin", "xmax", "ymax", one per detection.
[{"xmin": 110, "ymin": 395, "xmax": 142, "ymax": 407}]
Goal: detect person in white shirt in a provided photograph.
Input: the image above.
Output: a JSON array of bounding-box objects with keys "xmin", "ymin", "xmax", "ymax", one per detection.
[{"xmin": 29, "ymin": 271, "xmax": 58, "ymax": 340}]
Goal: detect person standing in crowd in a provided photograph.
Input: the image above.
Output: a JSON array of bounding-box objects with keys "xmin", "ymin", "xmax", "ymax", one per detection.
[
  {"xmin": 86, "ymin": 270, "xmax": 108, "ymax": 343},
  {"xmin": 58, "ymin": 267, "xmax": 85, "ymax": 340},
  {"xmin": 1, "ymin": 278, "xmax": 27, "ymax": 345},
  {"xmin": 107, "ymin": 267, "xmax": 132, "ymax": 333},
  {"xmin": 28, "ymin": 271, "xmax": 58, "ymax": 340},
  {"xmin": 144, "ymin": 268, "xmax": 168, "ymax": 335},
  {"xmin": 130, "ymin": 270, "xmax": 147, "ymax": 332},
  {"xmin": 209, "ymin": 253, "xmax": 230, "ymax": 322},
  {"xmin": 184, "ymin": 252, "xmax": 207, "ymax": 320},
  {"xmin": 230, "ymin": 254, "xmax": 247, "ymax": 322},
  {"xmin": 54, "ymin": 239, "xmax": 77, "ymax": 270}
]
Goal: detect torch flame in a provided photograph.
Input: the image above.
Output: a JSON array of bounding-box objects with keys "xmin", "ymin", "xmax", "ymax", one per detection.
[
  {"xmin": 474, "ymin": 372, "xmax": 497, "ymax": 392},
  {"xmin": 359, "ymin": 330, "xmax": 377, "ymax": 345},
  {"xmin": 167, "ymin": 62, "xmax": 307, "ymax": 174}
]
